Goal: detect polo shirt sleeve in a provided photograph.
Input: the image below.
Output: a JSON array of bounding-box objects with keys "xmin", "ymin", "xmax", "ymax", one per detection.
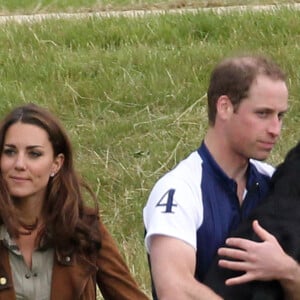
[{"xmin": 143, "ymin": 175, "xmax": 203, "ymax": 253}]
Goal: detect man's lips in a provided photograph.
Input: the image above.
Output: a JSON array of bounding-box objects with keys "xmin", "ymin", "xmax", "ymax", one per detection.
[{"xmin": 258, "ymin": 141, "xmax": 276, "ymax": 150}]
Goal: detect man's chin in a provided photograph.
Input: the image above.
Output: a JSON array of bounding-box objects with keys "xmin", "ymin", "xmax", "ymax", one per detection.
[{"xmin": 252, "ymin": 151, "xmax": 271, "ymax": 161}]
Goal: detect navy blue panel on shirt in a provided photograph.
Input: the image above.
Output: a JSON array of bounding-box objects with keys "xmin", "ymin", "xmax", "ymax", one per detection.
[{"xmin": 195, "ymin": 142, "xmax": 271, "ymax": 281}]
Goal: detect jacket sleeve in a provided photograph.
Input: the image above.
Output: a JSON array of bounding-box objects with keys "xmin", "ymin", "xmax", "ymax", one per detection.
[{"xmin": 96, "ymin": 220, "xmax": 149, "ymax": 300}]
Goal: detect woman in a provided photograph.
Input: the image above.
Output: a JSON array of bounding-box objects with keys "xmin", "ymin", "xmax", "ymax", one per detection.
[{"xmin": 0, "ymin": 103, "xmax": 149, "ymax": 300}]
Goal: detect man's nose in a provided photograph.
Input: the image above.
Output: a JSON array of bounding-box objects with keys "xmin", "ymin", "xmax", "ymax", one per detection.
[{"xmin": 268, "ymin": 116, "xmax": 282, "ymax": 137}]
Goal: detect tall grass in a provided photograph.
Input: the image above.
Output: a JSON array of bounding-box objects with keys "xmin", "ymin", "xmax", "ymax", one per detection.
[{"xmin": 1, "ymin": 7, "xmax": 300, "ymax": 298}]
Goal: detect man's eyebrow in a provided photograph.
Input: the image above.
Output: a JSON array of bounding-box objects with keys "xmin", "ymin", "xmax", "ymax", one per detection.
[{"xmin": 255, "ymin": 107, "xmax": 288, "ymax": 113}]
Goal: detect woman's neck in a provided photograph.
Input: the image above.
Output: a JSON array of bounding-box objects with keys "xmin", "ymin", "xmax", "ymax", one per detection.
[{"xmin": 13, "ymin": 196, "xmax": 43, "ymax": 226}]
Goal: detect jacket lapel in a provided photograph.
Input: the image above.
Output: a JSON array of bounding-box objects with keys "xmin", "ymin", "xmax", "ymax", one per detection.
[
  {"xmin": 50, "ymin": 252, "xmax": 98, "ymax": 300},
  {"xmin": 0, "ymin": 242, "xmax": 15, "ymax": 300}
]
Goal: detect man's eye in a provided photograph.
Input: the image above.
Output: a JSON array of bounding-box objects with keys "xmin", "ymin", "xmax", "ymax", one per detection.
[
  {"xmin": 278, "ymin": 112, "xmax": 286, "ymax": 121},
  {"xmin": 256, "ymin": 111, "xmax": 268, "ymax": 118}
]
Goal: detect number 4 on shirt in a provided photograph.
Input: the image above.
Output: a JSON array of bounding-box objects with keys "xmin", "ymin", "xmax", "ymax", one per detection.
[{"xmin": 155, "ymin": 189, "xmax": 177, "ymax": 213}]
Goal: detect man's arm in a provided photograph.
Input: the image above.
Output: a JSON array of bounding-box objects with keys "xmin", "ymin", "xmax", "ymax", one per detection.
[
  {"xmin": 217, "ymin": 220, "xmax": 300, "ymax": 300},
  {"xmin": 279, "ymin": 255, "xmax": 300, "ymax": 300},
  {"xmin": 149, "ymin": 235, "xmax": 223, "ymax": 300}
]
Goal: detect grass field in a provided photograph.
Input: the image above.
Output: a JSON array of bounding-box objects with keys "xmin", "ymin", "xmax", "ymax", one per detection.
[{"xmin": 1, "ymin": 2, "xmax": 300, "ymax": 299}]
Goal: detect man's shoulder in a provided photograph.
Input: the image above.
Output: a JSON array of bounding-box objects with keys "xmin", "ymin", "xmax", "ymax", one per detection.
[
  {"xmin": 149, "ymin": 150, "xmax": 203, "ymax": 198},
  {"xmin": 162, "ymin": 150, "xmax": 203, "ymax": 181}
]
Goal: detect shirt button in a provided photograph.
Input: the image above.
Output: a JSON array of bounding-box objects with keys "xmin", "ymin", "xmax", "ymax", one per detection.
[
  {"xmin": 25, "ymin": 273, "xmax": 31, "ymax": 279},
  {"xmin": 0, "ymin": 277, "xmax": 6, "ymax": 285},
  {"xmin": 65, "ymin": 256, "xmax": 71, "ymax": 263}
]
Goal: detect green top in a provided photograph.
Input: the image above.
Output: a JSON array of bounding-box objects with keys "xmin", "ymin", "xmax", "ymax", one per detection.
[{"xmin": 0, "ymin": 226, "xmax": 54, "ymax": 300}]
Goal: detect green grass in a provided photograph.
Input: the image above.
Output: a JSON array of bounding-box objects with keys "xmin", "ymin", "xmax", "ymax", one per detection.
[
  {"xmin": 0, "ymin": 0, "xmax": 299, "ymax": 14},
  {"xmin": 1, "ymin": 5, "xmax": 300, "ymax": 298}
]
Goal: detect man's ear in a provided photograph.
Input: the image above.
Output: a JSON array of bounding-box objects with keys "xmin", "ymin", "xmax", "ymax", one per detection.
[{"xmin": 216, "ymin": 95, "xmax": 233, "ymax": 120}]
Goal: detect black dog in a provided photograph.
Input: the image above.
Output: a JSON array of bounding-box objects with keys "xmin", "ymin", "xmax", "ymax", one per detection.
[{"xmin": 204, "ymin": 142, "xmax": 300, "ymax": 300}]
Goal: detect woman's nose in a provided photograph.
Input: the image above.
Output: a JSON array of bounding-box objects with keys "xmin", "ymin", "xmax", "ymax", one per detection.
[{"xmin": 14, "ymin": 154, "xmax": 26, "ymax": 170}]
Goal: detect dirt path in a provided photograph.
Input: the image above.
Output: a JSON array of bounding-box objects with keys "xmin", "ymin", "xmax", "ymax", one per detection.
[{"xmin": 0, "ymin": 3, "xmax": 300, "ymax": 24}]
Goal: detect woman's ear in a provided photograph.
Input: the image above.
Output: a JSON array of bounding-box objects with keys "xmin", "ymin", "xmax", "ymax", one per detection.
[{"xmin": 51, "ymin": 153, "xmax": 64, "ymax": 177}]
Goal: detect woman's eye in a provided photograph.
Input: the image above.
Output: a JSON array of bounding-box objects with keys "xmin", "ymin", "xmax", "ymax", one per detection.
[
  {"xmin": 2, "ymin": 148, "xmax": 16, "ymax": 156},
  {"xmin": 29, "ymin": 151, "xmax": 42, "ymax": 158}
]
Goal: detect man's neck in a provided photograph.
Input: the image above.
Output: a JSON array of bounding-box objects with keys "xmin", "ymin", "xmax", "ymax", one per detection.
[{"xmin": 204, "ymin": 128, "xmax": 249, "ymax": 182}]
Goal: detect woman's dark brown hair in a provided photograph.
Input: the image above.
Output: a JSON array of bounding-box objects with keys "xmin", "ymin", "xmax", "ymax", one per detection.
[{"xmin": 0, "ymin": 103, "xmax": 101, "ymax": 258}]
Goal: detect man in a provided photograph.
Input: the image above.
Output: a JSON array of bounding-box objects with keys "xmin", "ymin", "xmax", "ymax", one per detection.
[{"xmin": 143, "ymin": 55, "xmax": 300, "ymax": 299}]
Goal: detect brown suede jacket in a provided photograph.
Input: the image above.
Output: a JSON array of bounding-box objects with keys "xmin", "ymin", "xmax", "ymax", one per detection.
[{"xmin": 0, "ymin": 221, "xmax": 149, "ymax": 300}]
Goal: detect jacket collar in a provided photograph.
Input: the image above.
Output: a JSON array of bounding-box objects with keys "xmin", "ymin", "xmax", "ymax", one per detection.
[{"xmin": 0, "ymin": 232, "xmax": 98, "ymax": 300}]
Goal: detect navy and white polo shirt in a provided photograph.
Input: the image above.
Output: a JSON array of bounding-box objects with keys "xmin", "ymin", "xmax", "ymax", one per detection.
[{"xmin": 143, "ymin": 141, "xmax": 274, "ymax": 283}]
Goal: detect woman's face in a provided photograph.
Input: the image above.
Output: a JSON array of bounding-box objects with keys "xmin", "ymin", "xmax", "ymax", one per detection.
[{"xmin": 0, "ymin": 122, "xmax": 63, "ymax": 203}]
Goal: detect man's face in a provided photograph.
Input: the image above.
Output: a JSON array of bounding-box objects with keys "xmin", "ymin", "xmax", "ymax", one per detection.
[{"xmin": 226, "ymin": 75, "xmax": 288, "ymax": 161}]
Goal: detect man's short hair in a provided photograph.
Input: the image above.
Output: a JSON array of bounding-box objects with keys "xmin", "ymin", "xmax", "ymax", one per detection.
[{"xmin": 207, "ymin": 55, "xmax": 286, "ymax": 125}]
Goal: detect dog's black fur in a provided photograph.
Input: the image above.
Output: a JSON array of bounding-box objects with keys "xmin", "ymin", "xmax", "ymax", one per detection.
[{"xmin": 203, "ymin": 142, "xmax": 300, "ymax": 300}]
